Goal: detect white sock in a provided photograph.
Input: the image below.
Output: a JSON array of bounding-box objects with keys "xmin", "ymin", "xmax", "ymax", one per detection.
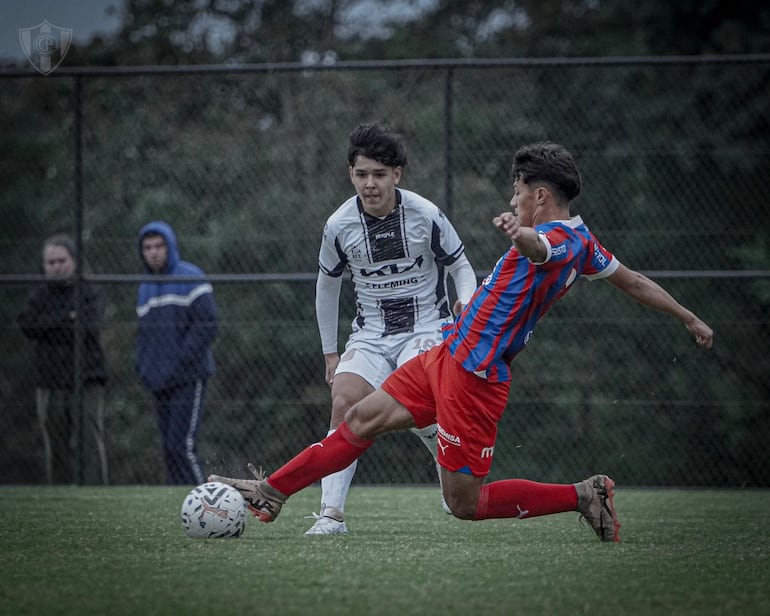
[
  {"xmin": 410, "ymin": 424, "xmax": 439, "ymax": 461},
  {"xmin": 319, "ymin": 428, "xmax": 357, "ymax": 514}
]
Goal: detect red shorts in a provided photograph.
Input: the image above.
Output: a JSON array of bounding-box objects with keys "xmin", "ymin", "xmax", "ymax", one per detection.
[{"xmin": 381, "ymin": 344, "xmax": 510, "ymax": 477}]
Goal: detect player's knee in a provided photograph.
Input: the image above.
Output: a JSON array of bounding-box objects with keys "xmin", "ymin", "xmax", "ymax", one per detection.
[
  {"xmin": 445, "ymin": 493, "xmax": 477, "ymax": 520},
  {"xmin": 330, "ymin": 394, "xmax": 356, "ymax": 424},
  {"xmin": 343, "ymin": 403, "xmax": 382, "ymax": 440},
  {"xmin": 342, "ymin": 401, "xmax": 362, "ymax": 429}
]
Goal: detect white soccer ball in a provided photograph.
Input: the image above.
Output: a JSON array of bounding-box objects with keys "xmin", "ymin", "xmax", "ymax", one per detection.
[{"xmin": 180, "ymin": 481, "xmax": 247, "ymax": 538}]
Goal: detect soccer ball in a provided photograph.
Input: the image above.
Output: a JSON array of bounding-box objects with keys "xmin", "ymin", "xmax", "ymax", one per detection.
[{"xmin": 180, "ymin": 481, "xmax": 247, "ymax": 539}]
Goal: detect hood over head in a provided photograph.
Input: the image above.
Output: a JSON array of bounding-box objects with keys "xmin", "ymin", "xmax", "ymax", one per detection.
[{"xmin": 138, "ymin": 220, "xmax": 180, "ymax": 273}]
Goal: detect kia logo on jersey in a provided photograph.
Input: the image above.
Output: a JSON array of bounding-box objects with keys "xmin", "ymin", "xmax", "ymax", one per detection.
[{"xmin": 359, "ymin": 256, "xmax": 423, "ymax": 277}]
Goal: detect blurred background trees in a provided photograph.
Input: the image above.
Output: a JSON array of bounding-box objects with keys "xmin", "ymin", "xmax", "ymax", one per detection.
[
  {"xmin": 1, "ymin": 0, "xmax": 768, "ymax": 485},
  {"xmin": 58, "ymin": 0, "xmax": 769, "ymax": 64}
]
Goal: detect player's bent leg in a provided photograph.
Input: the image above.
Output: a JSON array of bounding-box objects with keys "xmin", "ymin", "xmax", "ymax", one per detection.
[
  {"xmin": 213, "ymin": 391, "xmax": 411, "ymax": 525},
  {"xmin": 410, "ymin": 423, "xmax": 439, "ymax": 456},
  {"xmin": 441, "ymin": 470, "xmax": 485, "ymax": 520},
  {"xmin": 409, "ymin": 424, "xmax": 452, "ymax": 514},
  {"xmin": 305, "ymin": 373, "xmax": 374, "ymax": 535},
  {"xmin": 437, "ymin": 463, "xmax": 453, "ymax": 514},
  {"xmin": 317, "ymin": 455, "xmax": 357, "ymax": 512},
  {"xmin": 305, "ymin": 447, "xmax": 355, "ymax": 535},
  {"xmin": 344, "ymin": 389, "xmax": 416, "ymax": 439},
  {"xmin": 457, "ymin": 473, "xmax": 621, "ymax": 542}
]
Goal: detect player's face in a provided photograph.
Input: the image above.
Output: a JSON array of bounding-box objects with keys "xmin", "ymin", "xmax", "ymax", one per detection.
[
  {"xmin": 349, "ymin": 155, "xmax": 402, "ymax": 217},
  {"xmin": 43, "ymin": 245, "xmax": 75, "ymax": 278},
  {"xmin": 510, "ymin": 177, "xmax": 544, "ymax": 227},
  {"xmin": 142, "ymin": 235, "xmax": 168, "ymax": 273}
]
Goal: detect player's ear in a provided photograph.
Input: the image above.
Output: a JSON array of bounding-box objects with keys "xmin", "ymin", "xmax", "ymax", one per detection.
[{"xmin": 393, "ymin": 166, "xmax": 402, "ymax": 184}]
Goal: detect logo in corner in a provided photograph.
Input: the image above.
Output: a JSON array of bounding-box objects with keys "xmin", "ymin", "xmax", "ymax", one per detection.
[{"xmin": 19, "ymin": 20, "xmax": 72, "ymax": 76}]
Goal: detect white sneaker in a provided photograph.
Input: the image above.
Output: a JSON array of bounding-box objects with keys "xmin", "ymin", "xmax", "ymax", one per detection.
[
  {"xmin": 304, "ymin": 506, "xmax": 348, "ymax": 535},
  {"xmin": 436, "ymin": 462, "xmax": 452, "ymax": 514},
  {"xmin": 441, "ymin": 493, "xmax": 452, "ymax": 515}
]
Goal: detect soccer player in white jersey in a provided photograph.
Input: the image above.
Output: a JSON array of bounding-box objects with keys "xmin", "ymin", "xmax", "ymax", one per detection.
[{"xmin": 307, "ymin": 122, "xmax": 478, "ymax": 534}]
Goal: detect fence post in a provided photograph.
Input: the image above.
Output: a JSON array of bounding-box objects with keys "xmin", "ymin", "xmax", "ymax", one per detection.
[
  {"xmin": 444, "ymin": 67, "xmax": 454, "ymax": 217},
  {"xmin": 73, "ymin": 74, "xmax": 84, "ymax": 485}
]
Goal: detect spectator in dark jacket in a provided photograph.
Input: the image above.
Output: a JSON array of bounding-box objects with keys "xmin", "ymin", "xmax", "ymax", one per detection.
[
  {"xmin": 18, "ymin": 234, "xmax": 108, "ymax": 485},
  {"xmin": 136, "ymin": 221, "xmax": 218, "ymax": 485}
]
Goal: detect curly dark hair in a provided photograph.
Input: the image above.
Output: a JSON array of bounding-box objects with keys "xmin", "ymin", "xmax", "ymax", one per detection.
[
  {"xmin": 512, "ymin": 142, "xmax": 581, "ymax": 202},
  {"xmin": 347, "ymin": 122, "xmax": 407, "ymax": 168}
]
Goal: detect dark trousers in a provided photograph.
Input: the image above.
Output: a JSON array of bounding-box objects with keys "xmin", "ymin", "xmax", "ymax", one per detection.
[
  {"xmin": 36, "ymin": 386, "xmax": 108, "ymax": 485},
  {"xmin": 153, "ymin": 380, "xmax": 206, "ymax": 485}
]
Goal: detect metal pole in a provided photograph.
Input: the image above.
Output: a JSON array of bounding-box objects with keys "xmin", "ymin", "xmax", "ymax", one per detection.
[
  {"xmin": 444, "ymin": 68, "xmax": 454, "ymax": 217},
  {"xmin": 73, "ymin": 74, "xmax": 84, "ymax": 485}
]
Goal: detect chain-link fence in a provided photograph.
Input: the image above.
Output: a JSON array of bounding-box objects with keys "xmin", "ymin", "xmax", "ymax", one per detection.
[{"xmin": 2, "ymin": 57, "xmax": 769, "ymax": 487}]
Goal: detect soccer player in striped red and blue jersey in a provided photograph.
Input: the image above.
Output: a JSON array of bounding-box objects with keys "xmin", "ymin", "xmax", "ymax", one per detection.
[
  {"xmin": 211, "ymin": 142, "xmax": 714, "ymax": 542},
  {"xmin": 443, "ymin": 210, "xmax": 618, "ymax": 383}
]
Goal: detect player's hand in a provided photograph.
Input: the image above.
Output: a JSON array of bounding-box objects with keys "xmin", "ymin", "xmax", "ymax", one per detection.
[
  {"xmin": 493, "ymin": 211, "xmax": 520, "ymax": 240},
  {"xmin": 686, "ymin": 318, "xmax": 714, "ymax": 349},
  {"xmin": 452, "ymin": 299, "xmax": 464, "ymax": 316},
  {"xmin": 324, "ymin": 353, "xmax": 340, "ymax": 386}
]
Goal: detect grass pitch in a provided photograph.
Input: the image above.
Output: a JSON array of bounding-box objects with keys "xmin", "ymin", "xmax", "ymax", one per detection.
[{"xmin": 1, "ymin": 485, "xmax": 768, "ymax": 615}]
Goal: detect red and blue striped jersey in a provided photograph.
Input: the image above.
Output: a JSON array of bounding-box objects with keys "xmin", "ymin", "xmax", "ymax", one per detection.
[{"xmin": 443, "ymin": 215, "xmax": 619, "ymax": 383}]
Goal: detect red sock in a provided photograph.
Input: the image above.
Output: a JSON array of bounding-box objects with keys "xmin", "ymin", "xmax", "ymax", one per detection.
[
  {"xmin": 267, "ymin": 422, "xmax": 373, "ymax": 496},
  {"xmin": 474, "ymin": 479, "xmax": 578, "ymax": 520}
]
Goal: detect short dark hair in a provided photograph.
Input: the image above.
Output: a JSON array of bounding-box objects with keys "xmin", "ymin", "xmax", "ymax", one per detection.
[
  {"xmin": 43, "ymin": 234, "xmax": 76, "ymax": 260},
  {"xmin": 141, "ymin": 231, "xmax": 165, "ymax": 242},
  {"xmin": 512, "ymin": 142, "xmax": 581, "ymax": 202},
  {"xmin": 347, "ymin": 122, "xmax": 407, "ymax": 168}
]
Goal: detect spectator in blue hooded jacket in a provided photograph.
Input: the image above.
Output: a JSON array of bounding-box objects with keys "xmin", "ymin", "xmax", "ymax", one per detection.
[{"xmin": 136, "ymin": 221, "xmax": 218, "ymax": 485}]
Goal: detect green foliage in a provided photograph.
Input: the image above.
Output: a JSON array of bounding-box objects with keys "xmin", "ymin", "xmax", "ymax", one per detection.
[{"xmin": 1, "ymin": 3, "xmax": 769, "ymax": 487}]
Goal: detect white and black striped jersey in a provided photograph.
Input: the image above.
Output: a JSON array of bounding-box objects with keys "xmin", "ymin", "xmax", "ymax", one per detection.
[{"xmin": 318, "ymin": 188, "xmax": 467, "ymax": 340}]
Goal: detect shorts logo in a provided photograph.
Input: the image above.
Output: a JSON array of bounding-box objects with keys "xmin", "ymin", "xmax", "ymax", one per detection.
[
  {"xmin": 480, "ymin": 446, "xmax": 495, "ymax": 459},
  {"xmin": 340, "ymin": 348, "xmax": 357, "ymax": 362},
  {"xmin": 437, "ymin": 424, "xmax": 461, "ymax": 446}
]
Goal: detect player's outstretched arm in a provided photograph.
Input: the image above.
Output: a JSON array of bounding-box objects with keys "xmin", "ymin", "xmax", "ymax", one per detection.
[
  {"xmin": 446, "ymin": 254, "xmax": 477, "ymax": 315},
  {"xmin": 606, "ymin": 264, "xmax": 714, "ymax": 349},
  {"xmin": 493, "ymin": 212, "xmax": 547, "ymax": 262}
]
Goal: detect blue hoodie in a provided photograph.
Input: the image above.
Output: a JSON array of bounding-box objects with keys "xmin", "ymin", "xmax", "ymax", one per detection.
[{"xmin": 136, "ymin": 221, "xmax": 218, "ymax": 392}]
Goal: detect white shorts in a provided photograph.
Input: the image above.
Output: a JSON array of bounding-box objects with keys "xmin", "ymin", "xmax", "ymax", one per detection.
[{"xmin": 336, "ymin": 324, "xmax": 445, "ymax": 389}]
